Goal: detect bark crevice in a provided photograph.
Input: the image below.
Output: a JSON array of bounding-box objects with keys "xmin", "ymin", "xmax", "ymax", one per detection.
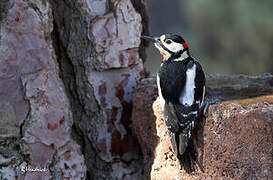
[{"xmin": 50, "ymin": 1, "xmax": 112, "ymax": 178}]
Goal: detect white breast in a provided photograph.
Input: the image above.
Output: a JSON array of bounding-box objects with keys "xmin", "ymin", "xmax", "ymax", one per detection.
[
  {"xmin": 179, "ymin": 64, "xmax": 196, "ymax": 105},
  {"xmin": 157, "ymin": 74, "xmax": 165, "ymax": 110}
]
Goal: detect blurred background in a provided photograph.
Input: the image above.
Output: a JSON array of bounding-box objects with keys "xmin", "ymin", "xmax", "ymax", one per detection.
[{"xmin": 144, "ymin": 0, "xmax": 273, "ymax": 75}]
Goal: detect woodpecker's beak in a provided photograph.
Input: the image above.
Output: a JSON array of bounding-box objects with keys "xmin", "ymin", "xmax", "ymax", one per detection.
[
  {"xmin": 141, "ymin": 35, "xmax": 170, "ymax": 60},
  {"xmin": 141, "ymin": 35, "xmax": 160, "ymax": 43}
]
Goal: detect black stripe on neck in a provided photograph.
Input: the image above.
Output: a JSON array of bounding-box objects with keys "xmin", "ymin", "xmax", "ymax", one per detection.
[
  {"xmin": 170, "ymin": 49, "xmax": 190, "ymax": 60},
  {"xmin": 160, "ymin": 43, "xmax": 190, "ymax": 60},
  {"xmin": 161, "ymin": 44, "xmax": 173, "ymax": 54}
]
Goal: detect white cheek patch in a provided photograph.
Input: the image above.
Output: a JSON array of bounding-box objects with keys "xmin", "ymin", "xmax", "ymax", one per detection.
[{"xmin": 162, "ymin": 41, "xmax": 184, "ymax": 53}]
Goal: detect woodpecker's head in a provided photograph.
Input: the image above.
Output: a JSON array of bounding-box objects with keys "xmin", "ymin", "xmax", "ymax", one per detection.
[{"xmin": 142, "ymin": 33, "xmax": 190, "ymax": 61}]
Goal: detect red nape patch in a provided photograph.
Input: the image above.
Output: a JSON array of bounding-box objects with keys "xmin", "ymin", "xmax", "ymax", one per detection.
[
  {"xmin": 48, "ymin": 123, "xmax": 58, "ymax": 131},
  {"xmin": 182, "ymin": 42, "xmax": 188, "ymax": 49}
]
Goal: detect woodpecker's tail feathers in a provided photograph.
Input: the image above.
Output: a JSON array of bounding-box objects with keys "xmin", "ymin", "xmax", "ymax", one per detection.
[
  {"xmin": 178, "ymin": 139, "xmax": 197, "ymax": 173},
  {"xmin": 169, "ymin": 131, "xmax": 197, "ymax": 173},
  {"xmin": 163, "ymin": 102, "xmax": 198, "ymax": 173}
]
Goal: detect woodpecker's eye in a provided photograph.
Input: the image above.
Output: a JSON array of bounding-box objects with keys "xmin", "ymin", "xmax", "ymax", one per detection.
[{"xmin": 165, "ymin": 39, "xmax": 172, "ymax": 44}]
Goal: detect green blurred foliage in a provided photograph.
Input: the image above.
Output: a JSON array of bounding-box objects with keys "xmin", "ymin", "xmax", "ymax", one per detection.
[{"xmin": 145, "ymin": 0, "xmax": 273, "ymax": 75}]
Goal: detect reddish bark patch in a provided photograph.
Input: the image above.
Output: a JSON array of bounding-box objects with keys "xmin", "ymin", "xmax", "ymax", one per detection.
[
  {"xmin": 115, "ymin": 84, "xmax": 125, "ymax": 101},
  {"xmin": 15, "ymin": 12, "xmax": 21, "ymax": 22},
  {"xmin": 90, "ymin": 17, "xmax": 102, "ymax": 29},
  {"xmin": 99, "ymin": 82, "xmax": 107, "ymax": 107},
  {"xmin": 128, "ymin": 51, "xmax": 136, "ymax": 65},
  {"xmin": 98, "ymin": 140, "xmax": 107, "ymax": 155},
  {"xmin": 118, "ymin": 39, "xmax": 123, "ymax": 45},
  {"xmin": 112, "ymin": 74, "xmax": 137, "ymax": 156},
  {"xmin": 139, "ymin": 69, "xmax": 144, "ymax": 78},
  {"xmin": 120, "ymin": 101, "xmax": 133, "ymax": 134},
  {"xmin": 48, "ymin": 122, "xmax": 58, "ymax": 131},
  {"xmin": 77, "ymin": 146, "xmax": 82, "ymax": 155},
  {"xmin": 77, "ymin": 0, "xmax": 85, "ymax": 7},
  {"xmin": 38, "ymin": 34, "xmax": 43, "ymax": 40},
  {"xmin": 119, "ymin": 53, "xmax": 124, "ymax": 65},
  {"xmin": 64, "ymin": 151, "xmax": 71, "ymax": 161},
  {"xmin": 105, "ymin": 110, "xmax": 113, "ymax": 130},
  {"xmin": 111, "ymin": 107, "xmax": 118, "ymax": 124},
  {"xmin": 110, "ymin": 130, "xmax": 137, "ymax": 156},
  {"xmin": 122, "ymin": 135, "xmax": 138, "ymax": 154},
  {"xmin": 100, "ymin": 96, "xmax": 107, "ymax": 108},
  {"xmin": 15, "ymin": 16, "xmax": 20, "ymax": 22},
  {"xmin": 115, "ymin": 74, "xmax": 130, "ymax": 101},
  {"xmin": 59, "ymin": 116, "xmax": 65, "ymax": 125},
  {"xmin": 106, "ymin": 107, "xmax": 118, "ymax": 131},
  {"xmin": 98, "ymin": 82, "xmax": 107, "ymax": 96},
  {"xmin": 110, "ymin": 130, "xmax": 121, "ymax": 156},
  {"xmin": 122, "ymin": 73, "xmax": 130, "ymax": 84},
  {"xmin": 134, "ymin": 23, "xmax": 138, "ymax": 30}
]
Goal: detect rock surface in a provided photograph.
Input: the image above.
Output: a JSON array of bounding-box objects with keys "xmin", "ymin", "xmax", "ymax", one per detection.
[
  {"xmin": 0, "ymin": 0, "xmax": 148, "ymax": 179},
  {"xmin": 132, "ymin": 75, "xmax": 273, "ymax": 180}
]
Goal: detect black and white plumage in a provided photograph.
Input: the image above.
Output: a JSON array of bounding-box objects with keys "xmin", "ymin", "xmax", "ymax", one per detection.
[{"xmin": 142, "ymin": 33, "xmax": 205, "ymax": 173}]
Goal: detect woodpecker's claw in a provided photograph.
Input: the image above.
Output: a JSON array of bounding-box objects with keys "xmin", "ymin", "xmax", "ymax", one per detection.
[{"xmin": 200, "ymin": 99, "xmax": 220, "ymax": 117}]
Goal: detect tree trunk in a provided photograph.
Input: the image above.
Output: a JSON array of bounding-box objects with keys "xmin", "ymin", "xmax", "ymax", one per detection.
[{"xmin": 0, "ymin": 0, "xmax": 148, "ymax": 179}]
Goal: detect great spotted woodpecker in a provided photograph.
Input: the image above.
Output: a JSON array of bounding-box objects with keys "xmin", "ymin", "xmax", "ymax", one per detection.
[{"xmin": 142, "ymin": 33, "xmax": 206, "ymax": 173}]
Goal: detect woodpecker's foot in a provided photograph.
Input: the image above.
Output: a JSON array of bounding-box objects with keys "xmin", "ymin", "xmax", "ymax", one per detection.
[
  {"xmin": 199, "ymin": 99, "xmax": 220, "ymax": 117},
  {"xmin": 196, "ymin": 159, "xmax": 205, "ymax": 173}
]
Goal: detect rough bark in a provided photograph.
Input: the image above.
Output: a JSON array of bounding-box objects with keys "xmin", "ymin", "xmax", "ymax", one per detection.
[
  {"xmin": 0, "ymin": 0, "xmax": 148, "ymax": 179},
  {"xmin": 0, "ymin": 1, "xmax": 86, "ymax": 179},
  {"xmin": 132, "ymin": 75, "xmax": 273, "ymax": 180}
]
